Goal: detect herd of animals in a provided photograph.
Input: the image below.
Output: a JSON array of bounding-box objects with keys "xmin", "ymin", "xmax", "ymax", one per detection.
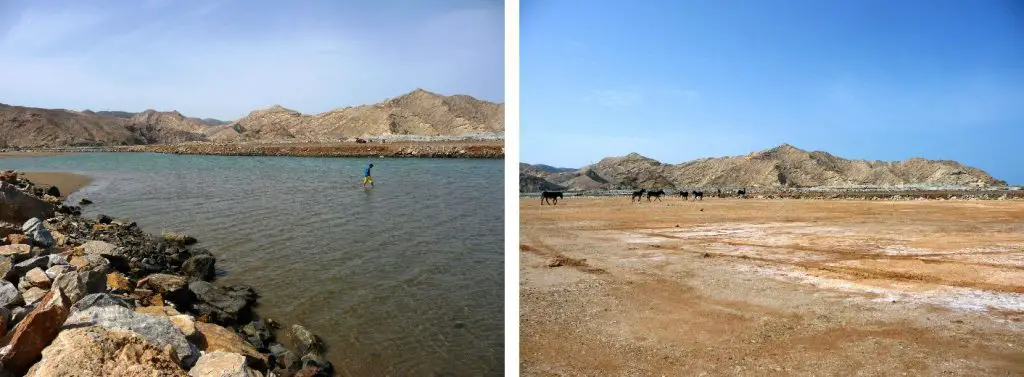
[{"xmin": 539, "ymin": 188, "xmax": 748, "ymax": 205}]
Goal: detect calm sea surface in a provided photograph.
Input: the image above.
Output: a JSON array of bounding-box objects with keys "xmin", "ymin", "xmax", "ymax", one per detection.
[{"xmin": 1, "ymin": 153, "xmax": 504, "ymax": 376}]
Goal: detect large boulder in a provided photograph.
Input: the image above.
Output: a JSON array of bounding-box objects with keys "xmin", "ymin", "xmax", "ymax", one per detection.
[
  {"xmin": 181, "ymin": 254, "xmax": 216, "ymax": 281},
  {"xmin": 0, "ymin": 244, "xmax": 31, "ymax": 263},
  {"xmin": 188, "ymin": 281, "xmax": 257, "ymax": 325},
  {"xmin": 24, "ymin": 326, "xmax": 188, "ymax": 377},
  {"xmin": 69, "ymin": 254, "xmax": 111, "ymax": 273},
  {"xmin": 0, "ymin": 181, "xmax": 55, "ymax": 225},
  {"xmin": 0, "ymin": 289, "xmax": 72, "ymax": 375},
  {"xmin": 24, "ymin": 267, "xmax": 51, "ymax": 289},
  {"xmin": 64, "ymin": 305, "xmax": 200, "ymax": 368},
  {"xmin": 11, "ymin": 256, "xmax": 50, "ymax": 279},
  {"xmin": 81, "ymin": 240, "xmax": 124, "ymax": 259},
  {"xmin": 21, "ymin": 218, "xmax": 54, "ymax": 248},
  {"xmin": 188, "ymin": 351, "xmax": 264, "ymax": 377},
  {"xmin": 194, "ymin": 322, "xmax": 268, "ymax": 367},
  {"xmin": 21, "ymin": 287, "xmax": 49, "ymax": 306},
  {"xmin": 52, "ymin": 270, "xmax": 105, "ymax": 304},
  {"xmin": 290, "ymin": 324, "xmax": 324, "ymax": 356},
  {"xmin": 71, "ymin": 292, "xmax": 134, "ymax": 313}
]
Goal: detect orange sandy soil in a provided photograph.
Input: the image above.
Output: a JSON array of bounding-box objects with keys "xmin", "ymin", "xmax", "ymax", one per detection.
[
  {"xmin": 520, "ymin": 196, "xmax": 1024, "ymax": 376},
  {"xmin": 106, "ymin": 140, "xmax": 504, "ymax": 158}
]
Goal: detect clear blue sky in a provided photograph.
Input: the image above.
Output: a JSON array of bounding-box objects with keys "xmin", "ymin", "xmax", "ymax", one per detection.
[
  {"xmin": 521, "ymin": 0, "xmax": 1024, "ymax": 184},
  {"xmin": 0, "ymin": 0, "xmax": 503, "ymax": 120}
]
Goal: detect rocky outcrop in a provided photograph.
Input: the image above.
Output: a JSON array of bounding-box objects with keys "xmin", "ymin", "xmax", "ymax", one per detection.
[{"xmin": 25, "ymin": 326, "xmax": 188, "ymax": 377}]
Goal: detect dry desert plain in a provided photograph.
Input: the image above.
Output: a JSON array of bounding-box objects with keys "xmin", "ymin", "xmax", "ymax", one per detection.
[{"xmin": 520, "ymin": 196, "xmax": 1024, "ymax": 376}]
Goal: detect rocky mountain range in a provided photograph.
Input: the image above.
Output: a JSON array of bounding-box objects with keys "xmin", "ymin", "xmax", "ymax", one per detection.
[
  {"xmin": 521, "ymin": 144, "xmax": 1005, "ymax": 191},
  {"xmin": 0, "ymin": 89, "xmax": 503, "ymax": 148}
]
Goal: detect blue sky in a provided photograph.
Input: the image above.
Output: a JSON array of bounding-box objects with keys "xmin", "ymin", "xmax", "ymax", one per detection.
[
  {"xmin": 521, "ymin": 0, "xmax": 1024, "ymax": 184},
  {"xmin": 0, "ymin": 0, "xmax": 503, "ymax": 120}
]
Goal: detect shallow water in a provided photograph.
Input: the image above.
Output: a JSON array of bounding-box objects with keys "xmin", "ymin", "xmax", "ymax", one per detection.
[{"xmin": 2, "ymin": 153, "xmax": 504, "ymax": 376}]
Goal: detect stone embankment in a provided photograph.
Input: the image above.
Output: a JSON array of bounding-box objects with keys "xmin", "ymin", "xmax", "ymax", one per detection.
[
  {"xmin": 0, "ymin": 170, "xmax": 333, "ymax": 376},
  {"xmin": 106, "ymin": 141, "xmax": 504, "ymax": 159}
]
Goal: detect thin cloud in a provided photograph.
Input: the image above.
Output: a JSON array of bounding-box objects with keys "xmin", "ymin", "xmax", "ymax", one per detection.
[{"xmin": 588, "ymin": 89, "xmax": 643, "ymax": 109}]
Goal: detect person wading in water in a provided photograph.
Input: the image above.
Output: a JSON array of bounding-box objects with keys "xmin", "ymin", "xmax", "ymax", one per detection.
[{"xmin": 363, "ymin": 163, "xmax": 374, "ymax": 187}]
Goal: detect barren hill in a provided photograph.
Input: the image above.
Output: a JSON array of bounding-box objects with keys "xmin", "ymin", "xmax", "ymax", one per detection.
[
  {"xmin": 210, "ymin": 88, "xmax": 504, "ymax": 141},
  {"xmin": 520, "ymin": 144, "xmax": 1005, "ymax": 191},
  {"xmin": 0, "ymin": 89, "xmax": 503, "ymax": 147}
]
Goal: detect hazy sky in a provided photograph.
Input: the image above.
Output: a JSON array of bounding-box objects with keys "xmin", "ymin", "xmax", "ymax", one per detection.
[
  {"xmin": 521, "ymin": 0, "xmax": 1024, "ymax": 184},
  {"xmin": 0, "ymin": 0, "xmax": 504, "ymax": 120}
]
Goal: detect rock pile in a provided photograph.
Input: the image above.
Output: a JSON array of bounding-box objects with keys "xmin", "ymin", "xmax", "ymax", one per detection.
[{"xmin": 0, "ymin": 172, "xmax": 333, "ymax": 376}]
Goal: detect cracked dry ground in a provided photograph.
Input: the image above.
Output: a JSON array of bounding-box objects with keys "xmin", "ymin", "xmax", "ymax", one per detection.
[{"xmin": 520, "ymin": 197, "xmax": 1024, "ymax": 376}]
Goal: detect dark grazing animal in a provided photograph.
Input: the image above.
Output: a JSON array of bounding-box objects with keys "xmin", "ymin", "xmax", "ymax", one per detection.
[
  {"xmin": 679, "ymin": 191, "xmax": 689, "ymax": 200},
  {"xmin": 737, "ymin": 189, "xmax": 747, "ymax": 198},
  {"xmin": 692, "ymin": 190, "xmax": 704, "ymax": 200},
  {"xmin": 541, "ymin": 191, "xmax": 564, "ymax": 205},
  {"xmin": 716, "ymin": 189, "xmax": 722, "ymax": 198},
  {"xmin": 631, "ymin": 189, "xmax": 647, "ymax": 202},
  {"xmin": 647, "ymin": 189, "xmax": 665, "ymax": 202}
]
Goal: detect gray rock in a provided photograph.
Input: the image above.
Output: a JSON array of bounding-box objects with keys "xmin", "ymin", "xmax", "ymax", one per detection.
[
  {"xmin": 10, "ymin": 304, "xmax": 33, "ymax": 326},
  {"xmin": 64, "ymin": 305, "xmax": 200, "ymax": 369},
  {"xmin": 21, "ymin": 287, "xmax": 47, "ymax": 306},
  {"xmin": 52, "ymin": 270, "xmax": 105, "ymax": 304},
  {"xmin": 12, "ymin": 256, "xmax": 49, "ymax": 278},
  {"xmin": 44, "ymin": 264, "xmax": 74, "ymax": 280},
  {"xmin": 188, "ymin": 281, "xmax": 256, "ymax": 324},
  {"xmin": 46, "ymin": 254, "xmax": 69, "ymax": 267},
  {"xmin": 71, "ymin": 292, "xmax": 134, "ymax": 313},
  {"xmin": 21, "ymin": 218, "xmax": 54, "ymax": 248},
  {"xmin": 0, "ymin": 255, "xmax": 12, "ymax": 280},
  {"xmin": 81, "ymin": 240, "xmax": 123, "ymax": 259},
  {"xmin": 0, "ymin": 281, "xmax": 23, "ymax": 309},
  {"xmin": 182, "ymin": 254, "xmax": 216, "ymax": 281},
  {"xmin": 72, "ymin": 254, "xmax": 111, "ymax": 273}
]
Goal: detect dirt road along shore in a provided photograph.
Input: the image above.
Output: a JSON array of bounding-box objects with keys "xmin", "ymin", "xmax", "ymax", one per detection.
[{"xmin": 520, "ymin": 196, "xmax": 1024, "ymax": 376}]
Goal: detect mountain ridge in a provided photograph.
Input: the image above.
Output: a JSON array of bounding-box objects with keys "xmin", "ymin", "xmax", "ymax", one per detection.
[
  {"xmin": 521, "ymin": 144, "xmax": 1005, "ymax": 191},
  {"xmin": 0, "ymin": 89, "xmax": 503, "ymax": 147}
]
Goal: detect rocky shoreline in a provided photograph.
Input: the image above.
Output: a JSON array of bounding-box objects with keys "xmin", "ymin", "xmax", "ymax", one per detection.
[
  {"xmin": 104, "ymin": 141, "xmax": 504, "ymax": 159},
  {"xmin": 0, "ymin": 171, "xmax": 333, "ymax": 376}
]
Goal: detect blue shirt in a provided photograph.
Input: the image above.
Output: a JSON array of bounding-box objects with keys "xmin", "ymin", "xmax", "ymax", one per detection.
[{"xmin": 364, "ymin": 165, "xmax": 372, "ymax": 177}]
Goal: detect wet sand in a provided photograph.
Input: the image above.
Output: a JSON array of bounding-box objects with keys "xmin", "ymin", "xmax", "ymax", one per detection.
[
  {"xmin": 15, "ymin": 172, "xmax": 92, "ymax": 198},
  {"xmin": 520, "ymin": 196, "xmax": 1024, "ymax": 376},
  {"xmin": 0, "ymin": 151, "xmax": 78, "ymax": 158}
]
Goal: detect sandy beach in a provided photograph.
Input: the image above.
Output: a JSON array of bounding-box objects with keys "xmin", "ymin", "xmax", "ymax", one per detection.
[
  {"xmin": 4, "ymin": 171, "xmax": 92, "ymax": 198},
  {"xmin": 520, "ymin": 196, "xmax": 1024, "ymax": 376}
]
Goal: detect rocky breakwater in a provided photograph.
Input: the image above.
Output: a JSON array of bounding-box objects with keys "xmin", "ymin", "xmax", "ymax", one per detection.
[
  {"xmin": 0, "ymin": 172, "xmax": 333, "ymax": 376},
  {"xmin": 108, "ymin": 141, "xmax": 505, "ymax": 159}
]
